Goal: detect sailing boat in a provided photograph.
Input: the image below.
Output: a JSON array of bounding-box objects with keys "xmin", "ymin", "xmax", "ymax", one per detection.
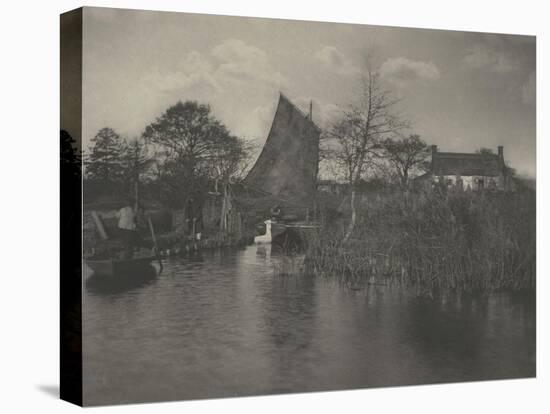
[
  {"xmin": 244, "ymin": 92, "xmax": 321, "ymax": 202},
  {"xmin": 245, "ymin": 93, "xmax": 322, "ymax": 246}
]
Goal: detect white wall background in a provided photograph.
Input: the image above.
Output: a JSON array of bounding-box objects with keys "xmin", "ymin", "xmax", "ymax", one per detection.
[{"xmin": 0, "ymin": 0, "xmax": 547, "ymax": 412}]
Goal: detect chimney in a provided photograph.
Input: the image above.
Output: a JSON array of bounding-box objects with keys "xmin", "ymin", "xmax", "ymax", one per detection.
[
  {"xmin": 498, "ymin": 146, "xmax": 503, "ymax": 158},
  {"xmin": 430, "ymin": 145, "xmax": 437, "ymax": 173},
  {"xmin": 309, "ymin": 100, "xmax": 313, "ymax": 121}
]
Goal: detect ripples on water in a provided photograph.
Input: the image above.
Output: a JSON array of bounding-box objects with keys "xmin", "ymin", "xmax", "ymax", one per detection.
[{"xmin": 82, "ymin": 245, "xmax": 535, "ymax": 406}]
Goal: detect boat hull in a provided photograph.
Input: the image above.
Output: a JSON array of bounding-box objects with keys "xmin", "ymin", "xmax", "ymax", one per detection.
[
  {"xmin": 272, "ymin": 223, "xmax": 319, "ymax": 250},
  {"xmin": 86, "ymin": 256, "xmax": 156, "ymax": 277}
]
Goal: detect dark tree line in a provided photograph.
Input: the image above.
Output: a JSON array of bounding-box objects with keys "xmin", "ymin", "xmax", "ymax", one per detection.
[{"xmin": 84, "ymin": 101, "xmax": 251, "ymax": 208}]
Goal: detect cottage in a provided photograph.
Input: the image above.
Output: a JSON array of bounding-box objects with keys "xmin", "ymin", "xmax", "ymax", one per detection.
[{"xmin": 416, "ymin": 145, "xmax": 512, "ymax": 191}]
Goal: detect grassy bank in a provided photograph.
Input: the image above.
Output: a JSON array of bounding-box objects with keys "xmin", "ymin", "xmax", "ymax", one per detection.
[{"xmin": 303, "ymin": 186, "xmax": 535, "ymax": 296}]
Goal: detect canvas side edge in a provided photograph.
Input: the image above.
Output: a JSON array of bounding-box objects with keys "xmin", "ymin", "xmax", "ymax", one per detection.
[{"xmin": 60, "ymin": 7, "xmax": 83, "ymax": 407}]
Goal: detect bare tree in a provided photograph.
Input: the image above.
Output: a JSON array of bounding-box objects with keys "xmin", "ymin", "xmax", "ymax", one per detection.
[
  {"xmin": 230, "ymin": 140, "xmax": 259, "ymax": 181},
  {"xmin": 120, "ymin": 137, "xmax": 154, "ymax": 207},
  {"xmin": 381, "ymin": 134, "xmax": 429, "ymax": 187},
  {"xmin": 206, "ymin": 135, "xmax": 253, "ymax": 193},
  {"xmin": 325, "ymin": 60, "xmax": 408, "ymax": 242}
]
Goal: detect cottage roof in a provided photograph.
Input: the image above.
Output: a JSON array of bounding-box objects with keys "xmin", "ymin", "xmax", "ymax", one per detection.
[{"xmin": 432, "ymin": 152, "xmax": 503, "ymax": 177}]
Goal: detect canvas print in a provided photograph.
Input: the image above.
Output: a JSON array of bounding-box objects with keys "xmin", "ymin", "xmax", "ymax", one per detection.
[{"xmin": 60, "ymin": 6, "xmax": 536, "ymax": 406}]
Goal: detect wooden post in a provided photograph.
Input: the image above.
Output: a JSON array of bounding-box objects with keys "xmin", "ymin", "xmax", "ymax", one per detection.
[
  {"xmin": 91, "ymin": 211, "xmax": 109, "ymax": 240},
  {"xmin": 313, "ymin": 199, "xmax": 317, "ymax": 222},
  {"xmin": 134, "ymin": 179, "xmax": 139, "ymax": 212},
  {"xmin": 147, "ymin": 216, "xmax": 163, "ymax": 273},
  {"xmin": 220, "ymin": 184, "xmax": 226, "ymax": 233}
]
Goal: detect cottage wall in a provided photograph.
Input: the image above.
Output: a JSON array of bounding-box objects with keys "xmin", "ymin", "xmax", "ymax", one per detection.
[{"xmin": 436, "ymin": 175, "xmax": 500, "ymax": 191}]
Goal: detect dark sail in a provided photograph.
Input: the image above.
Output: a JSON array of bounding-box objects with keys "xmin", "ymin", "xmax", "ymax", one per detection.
[{"xmin": 244, "ymin": 93, "xmax": 321, "ymax": 202}]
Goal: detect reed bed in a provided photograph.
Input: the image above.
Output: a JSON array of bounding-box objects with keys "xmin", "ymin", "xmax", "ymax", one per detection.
[{"xmin": 303, "ymin": 186, "xmax": 535, "ymax": 296}]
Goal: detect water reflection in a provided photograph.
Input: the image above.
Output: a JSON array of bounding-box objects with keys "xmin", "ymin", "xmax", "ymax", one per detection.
[
  {"xmin": 82, "ymin": 245, "xmax": 535, "ymax": 406},
  {"xmin": 85, "ymin": 265, "xmax": 157, "ymax": 295},
  {"xmin": 261, "ymin": 271, "xmax": 317, "ymax": 392}
]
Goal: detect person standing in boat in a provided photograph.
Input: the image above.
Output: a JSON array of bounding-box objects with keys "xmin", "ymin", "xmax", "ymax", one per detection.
[
  {"xmin": 116, "ymin": 198, "xmax": 140, "ymax": 259},
  {"xmin": 270, "ymin": 204, "xmax": 282, "ymax": 222}
]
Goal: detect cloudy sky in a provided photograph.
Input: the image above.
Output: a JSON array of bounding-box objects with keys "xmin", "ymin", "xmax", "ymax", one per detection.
[{"xmin": 82, "ymin": 7, "xmax": 536, "ymax": 177}]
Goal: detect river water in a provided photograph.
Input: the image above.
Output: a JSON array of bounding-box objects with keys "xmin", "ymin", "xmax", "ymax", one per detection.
[{"xmin": 82, "ymin": 245, "xmax": 535, "ymax": 406}]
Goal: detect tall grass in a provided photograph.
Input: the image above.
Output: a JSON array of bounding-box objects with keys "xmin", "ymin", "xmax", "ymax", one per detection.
[{"xmin": 304, "ymin": 186, "xmax": 536, "ymax": 296}]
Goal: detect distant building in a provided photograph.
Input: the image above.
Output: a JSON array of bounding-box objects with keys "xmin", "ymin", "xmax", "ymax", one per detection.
[{"xmin": 416, "ymin": 145, "xmax": 512, "ymax": 191}]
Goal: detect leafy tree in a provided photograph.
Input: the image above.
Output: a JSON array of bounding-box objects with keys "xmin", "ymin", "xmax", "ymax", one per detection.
[
  {"xmin": 381, "ymin": 134, "xmax": 429, "ymax": 187},
  {"xmin": 144, "ymin": 102, "xmax": 213, "ymax": 176},
  {"xmin": 85, "ymin": 127, "xmax": 125, "ymax": 183},
  {"xmin": 143, "ymin": 101, "xmax": 249, "ymax": 207}
]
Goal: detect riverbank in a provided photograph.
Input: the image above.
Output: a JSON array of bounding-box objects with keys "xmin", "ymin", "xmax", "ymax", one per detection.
[
  {"xmin": 83, "ymin": 202, "xmax": 256, "ymax": 258},
  {"xmin": 302, "ymin": 186, "xmax": 536, "ymax": 296}
]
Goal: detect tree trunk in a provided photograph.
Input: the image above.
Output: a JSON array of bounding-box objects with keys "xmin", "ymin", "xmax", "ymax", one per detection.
[
  {"xmin": 343, "ymin": 188, "xmax": 356, "ymax": 243},
  {"xmin": 220, "ymin": 183, "xmax": 227, "ymax": 233},
  {"xmin": 402, "ymin": 170, "xmax": 408, "ymax": 188},
  {"xmin": 134, "ymin": 178, "xmax": 139, "ymax": 211}
]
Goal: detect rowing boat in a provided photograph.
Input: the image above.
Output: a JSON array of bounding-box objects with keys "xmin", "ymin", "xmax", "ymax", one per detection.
[{"xmin": 86, "ymin": 255, "xmax": 156, "ymax": 277}]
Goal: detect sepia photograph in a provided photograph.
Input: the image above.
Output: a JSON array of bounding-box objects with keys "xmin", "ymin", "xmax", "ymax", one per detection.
[{"xmin": 59, "ymin": 5, "xmax": 535, "ymax": 407}]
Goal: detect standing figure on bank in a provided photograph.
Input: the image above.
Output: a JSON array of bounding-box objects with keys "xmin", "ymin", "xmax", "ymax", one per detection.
[{"xmin": 186, "ymin": 196, "xmax": 203, "ymax": 241}]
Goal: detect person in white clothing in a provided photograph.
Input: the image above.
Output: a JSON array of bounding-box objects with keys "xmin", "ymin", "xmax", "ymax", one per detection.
[
  {"xmin": 116, "ymin": 199, "xmax": 140, "ymax": 258},
  {"xmin": 117, "ymin": 204, "xmax": 136, "ymax": 231}
]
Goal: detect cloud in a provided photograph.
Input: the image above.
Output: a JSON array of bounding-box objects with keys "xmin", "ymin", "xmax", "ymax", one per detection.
[
  {"xmin": 240, "ymin": 101, "xmax": 278, "ymax": 142},
  {"xmin": 522, "ymin": 72, "xmax": 535, "ymax": 105},
  {"xmin": 463, "ymin": 44, "xmax": 518, "ymax": 73},
  {"xmin": 293, "ymin": 96, "xmax": 342, "ymax": 129},
  {"xmin": 315, "ymin": 46, "xmax": 359, "ymax": 76},
  {"xmin": 380, "ymin": 57, "xmax": 440, "ymax": 85},
  {"xmin": 212, "ymin": 39, "xmax": 287, "ymax": 86},
  {"xmin": 141, "ymin": 51, "xmax": 221, "ymax": 92},
  {"xmin": 141, "ymin": 39, "xmax": 286, "ymax": 94}
]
